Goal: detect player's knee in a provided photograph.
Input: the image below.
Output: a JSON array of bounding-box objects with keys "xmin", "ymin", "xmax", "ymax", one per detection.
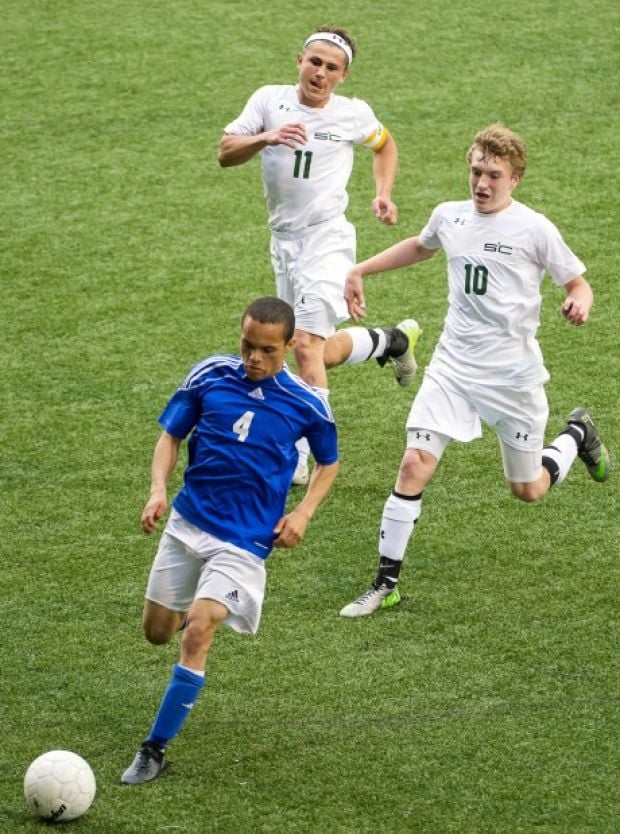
[
  {"xmin": 398, "ymin": 448, "xmax": 435, "ymax": 486},
  {"xmin": 142, "ymin": 606, "xmax": 182, "ymax": 645},
  {"xmin": 143, "ymin": 620, "xmax": 175, "ymax": 645},
  {"xmin": 294, "ymin": 339, "xmax": 327, "ymax": 385},
  {"xmin": 295, "ymin": 331, "xmax": 324, "ymax": 359},
  {"xmin": 293, "ymin": 330, "xmax": 314, "ymax": 354},
  {"xmin": 181, "ymin": 617, "xmax": 216, "ymax": 657},
  {"xmin": 509, "ymin": 481, "xmax": 547, "ymax": 503}
]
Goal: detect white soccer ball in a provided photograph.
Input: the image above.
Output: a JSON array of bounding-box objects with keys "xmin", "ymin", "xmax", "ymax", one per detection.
[{"xmin": 24, "ymin": 750, "xmax": 96, "ymax": 823}]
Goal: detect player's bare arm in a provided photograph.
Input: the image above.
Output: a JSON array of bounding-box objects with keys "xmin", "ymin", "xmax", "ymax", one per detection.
[
  {"xmin": 561, "ymin": 275, "xmax": 593, "ymax": 326},
  {"xmin": 371, "ymin": 133, "xmax": 398, "ymax": 225},
  {"xmin": 218, "ymin": 123, "xmax": 308, "ymax": 167},
  {"xmin": 141, "ymin": 431, "xmax": 181, "ymax": 535},
  {"xmin": 344, "ymin": 237, "xmax": 437, "ymax": 319},
  {"xmin": 273, "ymin": 460, "xmax": 339, "ymax": 547}
]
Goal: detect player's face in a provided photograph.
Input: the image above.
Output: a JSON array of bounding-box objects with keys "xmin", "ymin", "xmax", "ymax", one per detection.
[
  {"xmin": 296, "ymin": 43, "xmax": 348, "ymax": 108},
  {"xmin": 240, "ymin": 316, "xmax": 293, "ymax": 381},
  {"xmin": 469, "ymin": 149, "xmax": 521, "ymax": 214}
]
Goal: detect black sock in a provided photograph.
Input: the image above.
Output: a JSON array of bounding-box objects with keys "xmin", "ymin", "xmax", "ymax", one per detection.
[
  {"xmin": 542, "ymin": 453, "xmax": 561, "ymax": 487},
  {"xmin": 384, "ymin": 327, "xmax": 408, "ymax": 358},
  {"xmin": 563, "ymin": 423, "xmax": 584, "ymax": 450},
  {"xmin": 373, "ymin": 327, "xmax": 408, "ymax": 366},
  {"xmin": 142, "ymin": 740, "xmax": 165, "ymax": 759},
  {"xmin": 364, "ymin": 328, "xmax": 381, "ymax": 360},
  {"xmin": 374, "ymin": 556, "xmax": 402, "ymax": 589}
]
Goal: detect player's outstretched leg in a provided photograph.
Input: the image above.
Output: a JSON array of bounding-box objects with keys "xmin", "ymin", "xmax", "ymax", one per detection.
[
  {"xmin": 330, "ymin": 319, "xmax": 422, "ymax": 385},
  {"xmin": 121, "ymin": 741, "xmax": 166, "ymax": 785},
  {"xmin": 566, "ymin": 407, "xmax": 611, "ymax": 482},
  {"xmin": 376, "ymin": 319, "xmax": 422, "ymax": 386}
]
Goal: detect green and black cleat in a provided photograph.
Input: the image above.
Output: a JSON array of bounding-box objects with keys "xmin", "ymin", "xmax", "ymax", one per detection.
[{"xmin": 567, "ymin": 407, "xmax": 610, "ymax": 482}]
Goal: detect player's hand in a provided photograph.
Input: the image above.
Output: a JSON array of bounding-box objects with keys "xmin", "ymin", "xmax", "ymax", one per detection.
[
  {"xmin": 344, "ymin": 267, "xmax": 367, "ymax": 320},
  {"xmin": 372, "ymin": 197, "xmax": 398, "ymax": 226},
  {"xmin": 272, "ymin": 510, "xmax": 309, "ymax": 548},
  {"xmin": 562, "ymin": 296, "xmax": 589, "ymax": 326},
  {"xmin": 141, "ymin": 490, "xmax": 168, "ymax": 535},
  {"xmin": 267, "ymin": 122, "xmax": 307, "ymax": 149}
]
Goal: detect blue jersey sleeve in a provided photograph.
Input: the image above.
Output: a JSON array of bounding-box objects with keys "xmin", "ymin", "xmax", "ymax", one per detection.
[
  {"xmin": 306, "ymin": 415, "xmax": 338, "ymax": 465},
  {"xmin": 159, "ymin": 387, "xmax": 201, "ymax": 439},
  {"xmin": 297, "ymin": 388, "xmax": 338, "ymax": 465}
]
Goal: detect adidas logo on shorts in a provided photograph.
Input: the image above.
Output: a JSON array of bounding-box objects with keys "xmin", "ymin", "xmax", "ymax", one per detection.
[{"xmin": 225, "ymin": 589, "xmax": 240, "ymax": 603}]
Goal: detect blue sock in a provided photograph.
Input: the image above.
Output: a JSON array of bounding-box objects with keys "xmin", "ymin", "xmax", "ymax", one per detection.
[{"xmin": 147, "ymin": 664, "xmax": 206, "ymax": 749}]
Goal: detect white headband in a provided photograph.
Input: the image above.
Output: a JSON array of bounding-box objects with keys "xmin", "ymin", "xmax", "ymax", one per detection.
[{"xmin": 304, "ymin": 32, "xmax": 353, "ymax": 66}]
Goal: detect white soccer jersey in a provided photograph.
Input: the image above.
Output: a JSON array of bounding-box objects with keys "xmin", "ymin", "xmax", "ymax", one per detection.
[
  {"xmin": 224, "ymin": 85, "xmax": 387, "ymax": 237},
  {"xmin": 419, "ymin": 199, "xmax": 586, "ymax": 388}
]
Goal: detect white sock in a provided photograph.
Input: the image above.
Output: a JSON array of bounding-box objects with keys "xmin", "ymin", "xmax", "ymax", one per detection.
[
  {"xmin": 542, "ymin": 432, "xmax": 579, "ymax": 486},
  {"xmin": 343, "ymin": 327, "xmax": 387, "ymax": 365},
  {"xmin": 177, "ymin": 663, "xmax": 205, "ymax": 678},
  {"xmin": 379, "ymin": 492, "xmax": 422, "ymax": 561}
]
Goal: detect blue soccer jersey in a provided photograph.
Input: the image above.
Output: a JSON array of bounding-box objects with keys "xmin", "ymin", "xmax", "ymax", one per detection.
[{"xmin": 158, "ymin": 355, "xmax": 338, "ymax": 558}]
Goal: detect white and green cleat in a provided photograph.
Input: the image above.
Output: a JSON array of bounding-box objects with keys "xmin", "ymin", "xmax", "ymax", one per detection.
[
  {"xmin": 339, "ymin": 583, "xmax": 401, "ymax": 618},
  {"xmin": 391, "ymin": 319, "xmax": 422, "ymax": 386}
]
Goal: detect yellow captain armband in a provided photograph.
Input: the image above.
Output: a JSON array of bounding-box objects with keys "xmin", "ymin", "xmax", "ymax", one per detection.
[{"xmin": 362, "ymin": 124, "xmax": 390, "ymax": 151}]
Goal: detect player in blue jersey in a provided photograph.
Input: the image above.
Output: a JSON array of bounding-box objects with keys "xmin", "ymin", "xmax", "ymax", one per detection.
[{"xmin": 121, "ymin": 297, "xmax": 339, "ymax": 784}]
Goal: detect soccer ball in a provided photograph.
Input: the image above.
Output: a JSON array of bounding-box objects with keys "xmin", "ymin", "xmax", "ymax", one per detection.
[{"xmin": 24, "ymin": 750, "xmax": 96, "ymax": 823}]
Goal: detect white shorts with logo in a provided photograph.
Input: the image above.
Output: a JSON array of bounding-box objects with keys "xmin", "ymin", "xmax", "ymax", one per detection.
[
  {"xmin": 270, "ymin": 216, "xmax": 354, "ymax": 338},
  {"xmin": 406, "ymin": 367, "xmax": 549, "ymax": 483},
  {"xmin": 145, "ymin": 509, "xmax": 267, "ymax": 634}
]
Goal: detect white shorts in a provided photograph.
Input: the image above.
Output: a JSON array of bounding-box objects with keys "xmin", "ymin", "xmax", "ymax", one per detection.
[
  {"xmin": 270, "ymin": 216, "xmax": 354, "ymax": 338},
  {"xmin": 406, "ymin": 368, "xmax": 549, "ymax": 483},
  {"xmin": 145, "ymin": 509, "xmax": 267, "ymax": 634}
]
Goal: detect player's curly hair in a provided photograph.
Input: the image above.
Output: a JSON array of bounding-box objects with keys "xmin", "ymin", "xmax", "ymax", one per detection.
[
  {"xmin": 312, "ymin": 25, "xmax": 357, "ymax": 62},
  {"xmin": 467, "ymin": 124, "xmax": 527, "ymax": 178},
  {"xmin": 242, "ymin": 297, "xmax": 295, "ymax": 343}
]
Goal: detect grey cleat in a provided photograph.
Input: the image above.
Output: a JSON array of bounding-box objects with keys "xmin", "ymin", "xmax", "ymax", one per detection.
[{"xmin": 121, "ymin": 742, "xmax": 166, "ymax": 785}]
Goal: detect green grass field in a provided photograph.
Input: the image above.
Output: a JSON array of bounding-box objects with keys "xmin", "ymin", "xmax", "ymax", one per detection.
[{"xmin": 2, "ymin": 1, "xmax": 618, "ymax": 831}]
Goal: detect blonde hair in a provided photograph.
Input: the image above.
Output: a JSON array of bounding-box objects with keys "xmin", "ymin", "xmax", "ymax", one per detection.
[{"xmin": 467, "ymin": 124, "xmax": 527, "ymax": 178}]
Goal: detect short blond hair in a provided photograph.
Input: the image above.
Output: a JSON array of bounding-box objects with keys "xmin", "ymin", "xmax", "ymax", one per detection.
[{"xmin": 467, "ymin": 124, "xmax": 527, "ymax": 178}]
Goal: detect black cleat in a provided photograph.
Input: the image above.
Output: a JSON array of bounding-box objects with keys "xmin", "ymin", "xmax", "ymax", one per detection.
[
  {"xmin": 121, "ymin": 741, "xmax": 166, "ymax": 785},
  {"xmin": 567, "ymin": 407, "xmax": 610, "ymax": 482}
]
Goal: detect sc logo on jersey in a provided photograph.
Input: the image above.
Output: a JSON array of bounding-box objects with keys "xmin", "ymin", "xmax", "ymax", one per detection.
[
  {"xmin": 484, "ymin": 242, "xmax": 513, "ymax": 255},
  {"xmin": 314, "ymin": 132, "xmax": 343, "ymax": 142}
]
